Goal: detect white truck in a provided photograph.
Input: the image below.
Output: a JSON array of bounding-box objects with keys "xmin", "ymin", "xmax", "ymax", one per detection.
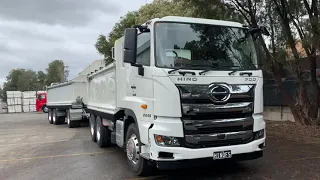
[
  {"xmin": 47, "ymin": 16, "xmax": 268, "ymax": 176},
  {"xmin": 46, "ymin": 75, "xmax": 89, "ymax": 128}
]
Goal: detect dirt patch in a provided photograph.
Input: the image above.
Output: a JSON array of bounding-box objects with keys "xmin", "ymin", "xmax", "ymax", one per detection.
[{"xmin": 266, "ymin": 120, "xmax": 320, "ymax": 146}]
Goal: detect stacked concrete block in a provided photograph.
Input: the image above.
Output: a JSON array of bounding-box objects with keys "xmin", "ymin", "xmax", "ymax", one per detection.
[
  {"xmin": 6, "ymin": 91, "xmax": 22, "ymax": 113},
  {"xmin": 22, "ymin": 91, "xmax": 37, "ymax": 112}
]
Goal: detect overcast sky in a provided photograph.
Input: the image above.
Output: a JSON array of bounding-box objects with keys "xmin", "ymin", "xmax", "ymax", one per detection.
[{"xmin": 0, "ymin": 0, "xmax": 150, "ymax": 87}]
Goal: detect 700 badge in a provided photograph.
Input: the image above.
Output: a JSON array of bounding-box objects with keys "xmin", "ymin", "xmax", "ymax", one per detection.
[{"xmin": 245, "ymin": 77, "xmax": 257, "ymax": 82}]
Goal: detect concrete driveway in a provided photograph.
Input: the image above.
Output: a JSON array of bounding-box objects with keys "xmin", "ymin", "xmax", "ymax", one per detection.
[{"xmin": 0, "ymin": 113, "xmax": 319, "ymax": 180}]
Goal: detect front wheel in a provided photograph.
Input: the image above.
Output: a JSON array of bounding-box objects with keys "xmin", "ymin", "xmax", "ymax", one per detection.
[
  {"xmin": 42, "ymin": 105, "xmax": 49, "ymax": 113},
  {"xmin": 125, "ymin": 123, "xmax": 153, "ymax": 176}
]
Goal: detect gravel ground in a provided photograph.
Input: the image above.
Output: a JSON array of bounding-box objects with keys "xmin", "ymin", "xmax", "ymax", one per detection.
[{"xmin": 0, "ymin": 113, "xmax": 319, "ymax": 180}]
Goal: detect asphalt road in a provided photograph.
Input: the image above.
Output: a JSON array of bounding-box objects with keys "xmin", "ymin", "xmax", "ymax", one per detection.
[{"xmin": 0, "ymin": 113, "xmax": 319, "ymax": 180}]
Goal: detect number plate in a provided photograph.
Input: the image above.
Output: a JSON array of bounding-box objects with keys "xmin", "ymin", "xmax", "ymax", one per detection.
[{"xmin": 213, "ymin": 150, "xmax": 232, "ymax": 160}]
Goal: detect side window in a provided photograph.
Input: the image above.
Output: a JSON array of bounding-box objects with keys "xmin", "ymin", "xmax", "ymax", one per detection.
[
  {"xmin": 136, "ymin": 33, "xmax": 151, "ymax": 66},
  {"xmin": 38, "ymin": 94, "xmax": 45, "ymax": 100}
]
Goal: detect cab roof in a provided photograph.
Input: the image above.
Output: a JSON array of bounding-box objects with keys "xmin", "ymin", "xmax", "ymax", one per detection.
[{"xmin": 149, "ymin": 16, "xmax": 244, "ymax": 28}]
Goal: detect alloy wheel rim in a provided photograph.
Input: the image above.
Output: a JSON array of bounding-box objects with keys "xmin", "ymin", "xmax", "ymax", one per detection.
[{"xmin": 126, "ymin": 134, "xmax": 140, "ymax": 165}]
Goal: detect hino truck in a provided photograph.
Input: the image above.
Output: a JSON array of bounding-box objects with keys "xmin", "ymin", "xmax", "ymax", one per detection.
[{"xmin": 47, "ymin": 16, "xmax": 268, "ymax": 176}]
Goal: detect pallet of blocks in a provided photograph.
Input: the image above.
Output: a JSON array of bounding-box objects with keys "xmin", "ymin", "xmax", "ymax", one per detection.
[
  {"xmin": 22, "ymin": 91, "xmax": 37, "ymax": 112},
  {"xmin": 6, "ymin": 91, "xmax": 22, "ymax": 113}
]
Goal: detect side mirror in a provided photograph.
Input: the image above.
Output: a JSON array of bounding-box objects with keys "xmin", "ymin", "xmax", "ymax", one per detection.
[{"xmin": 123, "ymin": 28, "xmax": 138, "ymax": 64}]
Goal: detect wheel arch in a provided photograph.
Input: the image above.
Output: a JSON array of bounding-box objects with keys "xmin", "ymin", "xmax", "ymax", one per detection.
[{"xmin": 123, "ymin": 109, "xmax": 141, "ymax": 145}]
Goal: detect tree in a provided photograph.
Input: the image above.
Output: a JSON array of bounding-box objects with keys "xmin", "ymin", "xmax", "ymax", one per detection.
[
  {"xmin": 224, "ymin": 0, "xmax": 320, "ymax": 125},
  {"xmin": 95, "ymin": 34, "xmax": 112, "ymax": 61},
  {"xmin": 2, "ymin": 69, "xmax": 42, "ymax": 101},
  {"xmin": 95, "ymin": 11, "xmax": 139, "ymax": 65},
  {"xmin": 46, "ymin": 60, "xmax": 69, "ymax": 86},
  {"xmin": 94, "ymin": 0, "xmax": 242, "ymax": 65},
  {"xmin": 37, "ymin": 71, "xmax": 47, "ymax": 90},
  {"xmin": 0, "ymin": 87, "xmax": 4, "ymax": 101}
]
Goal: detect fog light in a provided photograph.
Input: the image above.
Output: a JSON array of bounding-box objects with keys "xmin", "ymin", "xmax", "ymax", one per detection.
[
  {"xmin": 154, "ymin": 135, "xmax": 180, "ymax": 146},
  {"xmin": 254, "ymin": 129, "xmax": 265, "ymax": 140}
]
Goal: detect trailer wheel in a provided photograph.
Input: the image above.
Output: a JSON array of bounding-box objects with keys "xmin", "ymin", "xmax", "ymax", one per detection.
[
  {"xmin": 53, "ymin": 109, "xmax": 64, "ymax": 125},
  {"xmin": 90, "ymin": 114, "xmax": 97, "ymax": 142},
  {"xmin": 96, "ymin": 117, "xmax": 111, "ymax": 147},
  {"xmin": 48, "ymin": 109, "xmax": 53, "ymax": 124},
  {"xmin": 67, "ymin": 109, "xmax": 76, "ymax": 128},
  {"xmin": 125, "ymin": 123, "xmax": 153, "ymax": 176},
  {"xmin": 52, "ymin": 109, "xmax": 58, "ymax": 125}
]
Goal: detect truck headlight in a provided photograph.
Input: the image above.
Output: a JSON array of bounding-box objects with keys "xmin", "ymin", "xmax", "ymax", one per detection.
[
  {"xmin": 254, "ymin": 129, "xmax": 265, "ymax": 140},
  {"xmin": 154, "ymin": 135, "xmax": 180, "ymax": 147}
]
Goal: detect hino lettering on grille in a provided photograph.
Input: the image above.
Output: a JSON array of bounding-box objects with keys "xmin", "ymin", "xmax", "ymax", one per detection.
[{"xmin": 177, "ymin": 77, "xmax": 197, "ymax": 81}]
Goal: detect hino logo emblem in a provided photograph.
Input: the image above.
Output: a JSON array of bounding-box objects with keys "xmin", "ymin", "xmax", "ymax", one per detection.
[
  {"xmin": 209, "ymin": 84, "xmax": 231, "ymax": 103},
  {"xmin": 177, "ymin": 77, "xmax": 197, "ymax": 81}
]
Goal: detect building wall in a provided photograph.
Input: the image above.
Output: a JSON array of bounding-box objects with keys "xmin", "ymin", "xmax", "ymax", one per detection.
[
  {"xmin": 77, "ymin": 59, "xmax": 105, "ymax": 77},
  {"xmin": 263, "ymin": 106, "xmax": 295, "ymax": 122}
]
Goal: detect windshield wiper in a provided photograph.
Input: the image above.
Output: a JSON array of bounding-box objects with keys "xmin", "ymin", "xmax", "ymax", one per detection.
[
  {"xmin": 199, "ymin": 69, "xmax": 210, "ymax": 75},
  {"xmin": 199, "ymin": 65, "xmax": 241, "ymax": 75},
  {"xmin": 167, "ymin": 67, "xmax": 196, "ymax": 76},
  {"xmin": 168, "ymin": 68, "xmax": 180, "ymax": 74}
]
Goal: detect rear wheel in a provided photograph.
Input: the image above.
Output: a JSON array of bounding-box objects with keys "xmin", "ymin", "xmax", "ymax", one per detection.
[
  {"xmin": 96, "ymin": 117, "xmax": 111, "ymax": 147},
  {"xmin": 67, "ymin": 109, "xmax": 76, "ymax": 128},
  {"xmin": 90, "ymin": 114, "xmax": 97, "ymax": 142},
  {"xmin": 48, "ymin": 109, "xmax": 53, "ymax": 124},
  {"xmin": 52, "ymin": 109, "xmax": 57, "ymax": 125},
  {"xmin": 125, "ymin": 123, "xmax": 153, "ymax": 176},
  {"xmin": 53, "ymin": 109, "xmax": 64, "ymax": 125}
]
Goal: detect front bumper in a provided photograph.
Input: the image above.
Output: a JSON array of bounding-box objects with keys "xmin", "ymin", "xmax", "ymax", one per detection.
[
  {"xmin": 147, "ymin": 114, "xmax": 265, "ymax": 162},
  {"xmin": 155, "ymin": 150, "xmax": 263, "ymax": 170},
  {"xmin": 149, "ymin": 136, "xmax": 265, "ymax": 161}
]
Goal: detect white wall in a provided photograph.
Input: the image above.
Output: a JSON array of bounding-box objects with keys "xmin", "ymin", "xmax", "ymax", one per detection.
[
  {"xmin": 77, "ymin": 59, "xmax": 105, "ymax": 77},
  {"xmin": 263, "ymin": 106, "xmax": 295, "ymax": 122}
]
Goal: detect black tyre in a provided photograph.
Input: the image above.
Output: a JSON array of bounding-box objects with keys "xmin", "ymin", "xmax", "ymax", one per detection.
[
  {"xmin": 52, "ymin": 109, "xmax": 58, "ymax": 125},
  {"xmin": 67, "ymin": 109, "xmax": 76, "ymax": 128},
  {"xmin": 96, "ymin": 117, "xmax": 111, "ymax": 148},
  {"xmin": 53, "ymin": 109, "xmax": 64, "ymax": 125},
  {"xmin": 42, "ymin": 105, "xmax": 49, "ymax": 113},
  {"xmin": 125, "ymin": 123, "xmax": 153, "ymax": 176},
  {"xmin": 90, "ymin": 114, "xmax": 97, "ymax": 142},
  {"xmin": 48, "ymin": 109, "xmax": 53, "ymax": 124}
]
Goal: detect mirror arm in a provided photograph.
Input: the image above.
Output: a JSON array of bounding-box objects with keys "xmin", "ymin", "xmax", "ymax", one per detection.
[
  {"xmin": 131, "ymin": 63, "xmax": 144, "ymax": 76},
  {"xmin": 131, "ymin": 63, "xmax": 143, "ymax": 67}
]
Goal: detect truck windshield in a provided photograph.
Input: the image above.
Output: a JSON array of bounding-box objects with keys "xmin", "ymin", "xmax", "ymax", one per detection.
[{"xmin": 154, "ymin": 22, "xmax": 258, "ymax": 71}]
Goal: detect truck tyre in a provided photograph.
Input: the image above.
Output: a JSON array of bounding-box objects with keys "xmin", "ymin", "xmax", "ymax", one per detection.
[
  {"xmin": 125, "ymin": 123, "xmax": 153, "ymax": 176},
  {"xmin": 90, "ymin": 114, "xmax": 97, "ymax": 142},
  {"xmin": 53, "ymin": 109, "xmax": 64, "ymax": 125},
  {"xmin": 48, "ymin": 109, "xmax": 53, "ymax": 124},
  {"xmin": 42, "ymin": 105, "xmax": 49, "ymax": 113},
  {"xmin": 52, "ymin": 109, "xmax": 58, "ymax": 125},
  {"xmin": 96, "ymin": 117, "xmax": 111, "ymax": 147},
  {"xmin": 67, "ymin": 109, "xmax": 76, "ymax": 128}
]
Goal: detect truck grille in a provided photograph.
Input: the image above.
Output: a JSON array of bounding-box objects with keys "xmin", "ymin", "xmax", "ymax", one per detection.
[{"xmin": 176, "ymin": 84, "xmax": 255, "ymax": 148}]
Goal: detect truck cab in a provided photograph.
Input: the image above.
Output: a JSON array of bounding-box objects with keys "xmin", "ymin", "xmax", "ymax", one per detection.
[
  {"xmin": 36, "ymin": 92, "xmax": 47, "ymax": 113},
  {"xmin": 88, "ymin": 16, "xmax": 268, "ymax": 176}
]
